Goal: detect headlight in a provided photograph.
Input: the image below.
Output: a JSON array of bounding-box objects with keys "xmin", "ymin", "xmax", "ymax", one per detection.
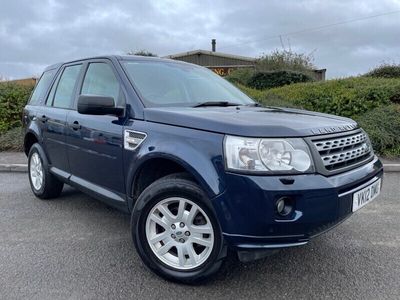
[{"xmin": 224, "ymin": 135, "xmax": 314, "ymax": 174}]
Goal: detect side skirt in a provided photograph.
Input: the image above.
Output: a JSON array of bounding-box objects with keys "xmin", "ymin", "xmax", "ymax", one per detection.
[{"xmin": 49, "ymin": 167, "xmax": 129, "ymax": 213}]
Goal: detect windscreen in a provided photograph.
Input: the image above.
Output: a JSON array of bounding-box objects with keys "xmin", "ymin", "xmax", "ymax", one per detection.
[{"xmin": 122, "ymin": 61, "xmax": 254, "ymax": 107}]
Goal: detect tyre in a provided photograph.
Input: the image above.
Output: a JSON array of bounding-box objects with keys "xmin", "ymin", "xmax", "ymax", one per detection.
[
  {"xmin": 28, "ymin": 143, "xmax": 64, "ymax": 199},
  {"xmin": 131, "ymin": 173, "xmax": 226, "ymax": 283}
]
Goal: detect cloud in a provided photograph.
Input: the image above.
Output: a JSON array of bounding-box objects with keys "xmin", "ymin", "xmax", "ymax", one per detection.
[{"xmin": 0, "ymin": 0, "xmax": 399, "ymax": 78}]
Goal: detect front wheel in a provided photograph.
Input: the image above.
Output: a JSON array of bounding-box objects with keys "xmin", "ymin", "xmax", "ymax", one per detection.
[{"xmin": 131, "ymin": 174, "xmax": 226, "ymax": 283}]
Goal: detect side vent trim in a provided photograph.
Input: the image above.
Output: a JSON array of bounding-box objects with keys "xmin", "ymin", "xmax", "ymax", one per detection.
[{"xmin": 124, "ymin": 130, "xmax": 147, "ymax": 151}]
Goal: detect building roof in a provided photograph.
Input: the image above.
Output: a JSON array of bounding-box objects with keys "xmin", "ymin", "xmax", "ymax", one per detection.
[{"xmin": 164, "ymin": 50, "xmax": 256, "ymax": 62}]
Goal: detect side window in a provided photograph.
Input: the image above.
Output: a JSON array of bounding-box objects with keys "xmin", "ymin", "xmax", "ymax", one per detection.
[
  {"xmin": 29, "ymin": 70, "xmax": 55, "ymax": 105},
  {"xmin": 46, "ymin": 71, "xmax": 61, "ymax": 106},
  {"xmin": 52, "ymin": 65, "xmax": 82, "ymax": 109},
  {"xmin": 81, "ymin": 63, "xmax": 120, "ymax": 104}
]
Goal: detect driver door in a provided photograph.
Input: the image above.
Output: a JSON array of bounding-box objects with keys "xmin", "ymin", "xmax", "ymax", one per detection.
[{"xmin": 66, "ymin": 60, "xmax": 126, "ymax": 202}]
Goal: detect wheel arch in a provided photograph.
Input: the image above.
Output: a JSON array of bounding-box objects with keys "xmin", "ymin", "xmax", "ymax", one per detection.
[
  {"xmin": 127, "ymin": 153, "xmax": 225, "ymax": 212},
  {"xmin": 24, "ymin": 130, "xmax": 40, "ymax": 156}
]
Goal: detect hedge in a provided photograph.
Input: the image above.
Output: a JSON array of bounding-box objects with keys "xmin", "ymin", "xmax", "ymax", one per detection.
[
  {"xmin": 356, "ymin": 104, "xmax": 400, "ymax": 157},
  {"xmin": 260, "ymin": 77, "xmax": 400, "ymax": 117},
  {"xmin": 227, "ymin": 69, "xmax": 314, "ymax": 90},
  {"xmin": 0, "ymin": 126, "xmax": 24, "ymax": 152},
  {"xmin": 247, "ymin": 70, "xmax": 314, "ymax": 90},
  {"xmin": 237, "ymin": 77, "xmax": 400, "ymax": 157},
  {"xmin": 225, "ymin": 68, "xmax": 254, "ymax": 86},
  {"xmin": 237, "ymin": 84, "xmax": 300, "ymax": 108},
  {"xmin": 0, "ymin": 82, "xmax": 33, "ymax": 134},
  {"xmin": 364, "ymin": 64, "xmax": 400, "ymax": 79}
]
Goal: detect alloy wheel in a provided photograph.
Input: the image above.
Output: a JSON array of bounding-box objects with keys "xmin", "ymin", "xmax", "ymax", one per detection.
[
  {"xmin": 30, "ymin": 152, "xmax": 43, "ymax": 190},
  {"xmin": 145, "ymin": 197, "xmax": 214, "ymax": 270}
]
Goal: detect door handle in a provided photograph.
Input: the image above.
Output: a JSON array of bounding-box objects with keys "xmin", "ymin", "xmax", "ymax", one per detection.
[
  {"xmin": 39, "ymin": 115, "xmax": 48, "ymax": 123},
  {"xmin": 70, "ymin": 121, "xmax": 81, "ymax": 130}
]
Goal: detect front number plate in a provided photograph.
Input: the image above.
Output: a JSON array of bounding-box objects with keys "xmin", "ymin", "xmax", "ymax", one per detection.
[{"xmin": 352, "ymin": 179, "xmax": 381, "ymax": 212}]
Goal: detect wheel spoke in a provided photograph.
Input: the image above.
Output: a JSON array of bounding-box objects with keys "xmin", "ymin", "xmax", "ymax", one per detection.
[
  {"xmin": 149, "ymin": 213, "xmax": 169, "ymax": 229},
  {"xmin": 176, "ymin": 199, "xmax": 185, "ymax": 219},
  {"xmin": 149, "ymin": 231, "xmax": 169, "ymax": 244},
  {"xmin": 34, "ymin": 177, "xmax": 40, "ymax": 188},
  {"xmin": 184, "ymin": 244, "xmax": 197, "ymax": 266},
  {"xmin": 184, "ymin": 206, "xmax": 198, "ymax": 224},
  {"xmin": 157, "ymin": 204, "xmax": 175, "ymax": 223},
  {"xmin": 190, "ymin": 224, "xmax": 213, "ymax": 235},
  {"xmin": 190, "ymin": 236, "xmax": 212, "ymax": 248},
  {"xmin": 156, "ymin": 240, "xmax": 174, "ymax": 256},
  {"xmin": 177, "ymin": 245, "xmax": 185, "ymax": 267}
]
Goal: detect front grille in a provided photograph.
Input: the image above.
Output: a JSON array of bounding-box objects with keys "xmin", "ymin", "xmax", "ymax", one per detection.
[{"xmin": 311, "ymin": 130, "xmax": 373, "ymax": 172}]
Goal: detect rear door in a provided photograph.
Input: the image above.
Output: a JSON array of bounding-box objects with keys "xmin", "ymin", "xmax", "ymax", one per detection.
[
  {"xmin": 66, "ymin": 60, "xmax": 126, "ymax": 201},
  {"xmin": 23, "ymin": 68, "xmax": 58, "ymax": 130},
  {"xmin": 41, "ymin": 63, "xmax": 83, "ymax": 173}
]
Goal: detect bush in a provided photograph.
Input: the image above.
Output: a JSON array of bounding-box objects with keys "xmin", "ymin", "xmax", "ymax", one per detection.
[
  {"xmin": 256, "ymin": 50, "xmax": 315, "ymax": 74},
  {"xmin": 365, "ymin": 63, "xmax": 400, "ymax": 79},
  {"xmin": 0, "ymin": 82, "xmax": 33, "ymax": 133},
  {"xmin": 226, "ymin": 50, "xmax": 317, "ymax": 88},
  {"xmin": 236, "ymin": 84, "xmax": 299, "ymax": 108},
  {"xmin": 225, "ymin": 68, "xmax": 254, "ymax": 86},
  {"xmin": 261, "ymin": 77, "xmax": 400, "ymax": 117},
  {"xmin": 0, "ymin": 127, "xmax": 24, "ymax": 151},
  {"xmin": 247, "ymin": 70, "xmax": 314, "ymax": 90},
  {"xmin": 356, "ymin": 104, "xmax": 400, "ymax": 157}
]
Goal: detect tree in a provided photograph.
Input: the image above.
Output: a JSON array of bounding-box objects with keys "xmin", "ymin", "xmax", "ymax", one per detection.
[{"xmin": 127, "ymin": 50, "xmax": 158, "ymax": 57}]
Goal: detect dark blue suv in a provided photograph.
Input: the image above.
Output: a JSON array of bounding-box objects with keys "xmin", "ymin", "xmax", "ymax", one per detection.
[{"xmin": 23, "ymin": 55, "xmax": 383, "ymax": 283}]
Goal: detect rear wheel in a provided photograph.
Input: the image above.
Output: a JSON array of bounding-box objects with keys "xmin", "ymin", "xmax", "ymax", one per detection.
[
  {"xmin": 28, "ymin": 144, "xmax": 64, "ymax": 199},
  {"xmin": 131, "ymin": 174, "xmax": 226, "ymax": 283}
]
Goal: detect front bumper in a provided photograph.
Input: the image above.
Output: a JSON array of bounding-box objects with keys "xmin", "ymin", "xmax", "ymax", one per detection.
[{"xmin": 211, "ymin": 156, "xmax": 383, "ymax": 251}]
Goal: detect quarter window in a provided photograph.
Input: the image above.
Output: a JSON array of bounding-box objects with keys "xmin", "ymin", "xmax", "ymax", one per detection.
[
  {"xmin": 52, "ymin": 65, "xmax": 82, "ymax": 109},
  {"xmin": 81, "ymin": 63, "xmax": 120, "ymax": 102},
  {"xmin": 29, "ymin": 70, "xmax": 55, "ymax": 105},
  {"xmin": 46, "ymin": 73, "xmax": 58, "ymax": 106}
]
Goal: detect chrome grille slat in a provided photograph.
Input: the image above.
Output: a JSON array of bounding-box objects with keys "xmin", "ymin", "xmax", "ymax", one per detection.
[
  {"xmin": 314, "ymin": 132, "xmax": 367, "ymax": 152},
  {"xmin": 321, "ymin": 143, "xmax": 370, "ymax": 166},
  {"xmin": 312, "ymin": 130, "xmax": 373, "ymax": 172}
]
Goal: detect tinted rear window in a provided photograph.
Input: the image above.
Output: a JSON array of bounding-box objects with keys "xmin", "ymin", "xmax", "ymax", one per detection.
[{"xmin": 29, "ymin": 70, "xmax": 56, "ymax": 105}]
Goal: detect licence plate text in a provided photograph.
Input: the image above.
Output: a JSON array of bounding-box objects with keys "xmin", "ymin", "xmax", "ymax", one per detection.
[{"xmin": 352, "ymin": 179, "xmax": 381, "ymax": 212}]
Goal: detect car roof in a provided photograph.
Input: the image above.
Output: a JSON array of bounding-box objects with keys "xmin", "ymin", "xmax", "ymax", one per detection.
[{"xmin": 43, "ymin": 55, "xmax": 187, "ymax": 72}]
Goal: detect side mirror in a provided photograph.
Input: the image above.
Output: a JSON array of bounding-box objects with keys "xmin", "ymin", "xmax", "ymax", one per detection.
[{"xmin": 77, "ymin": 95, "xmax": 124, "ymax": 116}]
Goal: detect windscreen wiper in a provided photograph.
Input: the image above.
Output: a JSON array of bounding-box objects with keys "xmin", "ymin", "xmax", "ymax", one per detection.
[
  {"xmin": 245, "ymin": 102, "xmax": 262, "ymax": 107},
  {"xmin": 193, "ymin": 101, "xmax": 241, "ymax": 108}
]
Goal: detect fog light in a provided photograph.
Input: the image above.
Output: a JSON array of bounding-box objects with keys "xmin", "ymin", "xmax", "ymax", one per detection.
[{"xmin": 276, "ymin": 197, "xmax": 294, "ymax": 217}]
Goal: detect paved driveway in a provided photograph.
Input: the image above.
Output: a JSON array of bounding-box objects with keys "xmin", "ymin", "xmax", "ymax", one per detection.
[{"xmin": 0, "ymin": 172, "xmax": 399, "ymax": 299}]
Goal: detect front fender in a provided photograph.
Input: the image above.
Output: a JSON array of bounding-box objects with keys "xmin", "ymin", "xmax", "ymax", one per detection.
[{"xmin": 124, "ymin": 121, "xmax": 226, "ymax": 206}]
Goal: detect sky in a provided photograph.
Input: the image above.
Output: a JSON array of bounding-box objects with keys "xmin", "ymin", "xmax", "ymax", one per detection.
[{"xmin": 1, "ymin": 0, "xmax": 400, "ymax": 79}]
